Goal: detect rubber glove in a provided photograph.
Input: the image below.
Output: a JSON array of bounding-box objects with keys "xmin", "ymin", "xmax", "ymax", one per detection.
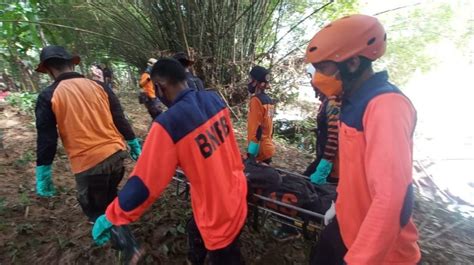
[
  {"xmin": 310, "ymin": 159, "xmax": 333, "ymax": 185},
  {"xmin": 92, "ymin": 214, "xmax": 113, "ymax": 246},
  {"xmin": 127, "ymin": 138, "xmax": 142, "ymax": 161},
  {"xmin": 35, "ymin": 165, "xmax": 56, "ymax": 197},
  {"xmin": 324, "ymin": 201, "xmax": 336, "ymax": 225},
  {"xmin": 247, "ymin": 141, "xmax": 260, "ymax": 158}
]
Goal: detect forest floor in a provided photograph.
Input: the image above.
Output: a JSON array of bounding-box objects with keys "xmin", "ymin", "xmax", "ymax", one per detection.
[{"xmin": 0, "ymin": 92, "xmax": 473, "ymax": 265}]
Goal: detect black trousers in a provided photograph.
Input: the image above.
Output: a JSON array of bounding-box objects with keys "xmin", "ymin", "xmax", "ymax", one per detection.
[
  {"xmin": 310, "ymin": 219, "xmax": 347, "ymax": 265},
  {"xmin": 187, "ymin": 217, "xmax": 244, "ymax": 265},
  {"xmin": 75, "ymin": 151, "xmax": 128, "ymax": 221},
  {"xmin": 145, "ymin": 98, "xmax": 162, "ymax": 120}
]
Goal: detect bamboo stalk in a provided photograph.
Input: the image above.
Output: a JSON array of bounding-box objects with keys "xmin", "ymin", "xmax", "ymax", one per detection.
[
  {"xmin": 264, "ymin": 0, "xmax": 334, "ymax": 56},
  {"xmin": 0, "ymin": 20, "xmax": 140, "ymax": 48}
]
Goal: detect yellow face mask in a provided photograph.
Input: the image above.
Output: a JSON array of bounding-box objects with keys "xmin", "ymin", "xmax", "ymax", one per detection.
[{"xmin": 312, "ymin": 71, "xmax": 343, "ymax": 97}]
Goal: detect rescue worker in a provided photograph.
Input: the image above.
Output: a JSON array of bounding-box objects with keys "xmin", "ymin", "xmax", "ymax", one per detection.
[
  {"xmin": 34, "ymin": 45, "xmax": 142, "ymax": 217},
  {"xmin": 91, "ymin": 58, "xmax": 247, "ymax": 265},
  {"xmin": 34, "ymin": 45, "xmax": 143, "ymax": 261},
  {"xmin": 173, "ymin": 52, "xmax": 205, "ymax": 91},
  {"xmin": 140, "ymin": 58, "xmax": 162, "ymax": 119},
  {"xmin": 305, "ymin": 15, "xmax": 421, "ymax": 265},
  {"xmin": 246, "ymin": 65, "xmax": 275, "ymax": 164},
  {"xmin": 303, "ymin": 65, "xmax": 341, "ymax": 185}
]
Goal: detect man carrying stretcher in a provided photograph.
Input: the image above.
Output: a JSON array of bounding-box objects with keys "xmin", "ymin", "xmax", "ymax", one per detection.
[{"xmin": 91, "ymin": 58, "xmax": 247, "ymax": 265}]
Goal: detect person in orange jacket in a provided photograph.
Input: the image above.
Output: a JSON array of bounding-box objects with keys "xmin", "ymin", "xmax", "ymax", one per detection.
[
  {"xmin": 305, "ymin": 15, "xmax": 421, "ymax": 265},
  {"xmin": 91, "ymin": 58, "xmax": 247, "ymax": 265},
  {"xmin": 140, "ymin": 58, "xmax": 162, "ymax": 119},
  {"xmin": 34, "ymin": 45, "xmax": 143, "ymax": 263},
  {"xmin": 246, "ymin": 65, "xmax": 275, "ymax": 164}
]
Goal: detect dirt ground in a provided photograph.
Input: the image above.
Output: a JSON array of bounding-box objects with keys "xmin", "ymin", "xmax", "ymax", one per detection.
[{"xmin": 0, "ymin": 93, "xmax": 473, "ymax": 264}]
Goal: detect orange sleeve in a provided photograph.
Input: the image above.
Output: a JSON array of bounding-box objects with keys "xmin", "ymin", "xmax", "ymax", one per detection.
[
  {"xmin": 344, "ymin": 94, "xmax": 416, "ymax": 264},
  {"xmin": 247, "ymin": 97, "xmax": 263, "ymax": 143},
  {"xmin": 105, "ymin": 122, "xmax": 178, "ymax": 225},
  {"xmin": 140, "ymin": 73, "xmax": 155, "ymax": 99}
]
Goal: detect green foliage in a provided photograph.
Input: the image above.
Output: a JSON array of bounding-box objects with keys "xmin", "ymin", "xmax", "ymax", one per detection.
[
  {"xmin": 257, "ymin": 0, "xmax": 358, "ymax": 107},
  {"xmin": 0, "ymin": 1, "xmax": 46, "ymax": 91},
  {"xmin": 0, "ymin": 0, "xmax": 358, "ymax": 106},
  {"xmin": 375, "ymin": 3, "xmax": 454, "ymax": 86},
  {"xmin": 266, "ymin": 0, "xmax": 359, "ymax": 58},
  {"xmin": 274, "ymin": 118, "xmax": 316, "ymax": 152},
  {"xmin": 19, "ymin": 192, "xmax": 30, "ymax": 207},
  {"xmin": 0, "ymin": 2, "xmax": 44, "ymax": 52},
  {"xmin": 6, "ymin": 92, "xmax": 37, "ymax": 113},
  {"xmin": 16, "ymin": 223, "xmax": 34, "ymax": 235}
]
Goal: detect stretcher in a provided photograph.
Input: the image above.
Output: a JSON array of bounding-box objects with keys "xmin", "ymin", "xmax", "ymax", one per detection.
[{"xmin": 171, "ymin": 168, "xmax": 327, "ymax": 241}]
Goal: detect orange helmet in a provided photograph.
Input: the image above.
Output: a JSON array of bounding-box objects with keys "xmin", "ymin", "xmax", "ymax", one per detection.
[{"xmin": 305, "ymin": 14, "xmax": 386, "ymax": 64}]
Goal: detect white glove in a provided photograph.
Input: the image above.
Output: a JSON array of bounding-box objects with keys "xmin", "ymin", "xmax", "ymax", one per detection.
[{"xmin": 324, "ymin": 201, "xmax": 336, "ymax": 225}]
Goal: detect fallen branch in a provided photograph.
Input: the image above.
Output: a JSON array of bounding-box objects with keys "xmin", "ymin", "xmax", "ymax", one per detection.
[{"xmin": 216, "ymin": 89, "xmax": 239, "ymax": 121}]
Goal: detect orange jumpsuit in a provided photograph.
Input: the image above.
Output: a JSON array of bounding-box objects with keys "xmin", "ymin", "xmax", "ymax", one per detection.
[
  {"xmin": 337, "ymin": 71, "xmax": 420, "ymax": 264},
  {"xmin": 105, "ymin": 89, "xmax": 247, "ymax": 250},
  {"xmin": 140, "ymin": 72, "xmax": 155, "ymax": 99},
  {"xmin": 247, "ymin": 93, "xmax": 275, "ymax": 162}
]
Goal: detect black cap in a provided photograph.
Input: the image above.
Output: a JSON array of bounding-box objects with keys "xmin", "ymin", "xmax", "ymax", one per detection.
[
  {"xmin": 250, "ymin": 65, "xmax": 270, "ymax": 82},
  {"xmin": 35, "ymin": 45, "xmax": 80, "ymax": 73},
  {"xmin": 172, "ymin": 52, "xmax": 194, "ymax": 66}
]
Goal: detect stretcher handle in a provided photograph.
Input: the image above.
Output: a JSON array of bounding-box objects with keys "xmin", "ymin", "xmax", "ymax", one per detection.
[
  {"xmin": 252, "ymin": 194, "xmax": 325, "ymax": 219},
  {"xmin": 275, "ymin": 168, "xmax": 309, "ymax": 180},
  {"xmin": 249, "ymin": 202, "xmax": 321, "ymax": 230}
]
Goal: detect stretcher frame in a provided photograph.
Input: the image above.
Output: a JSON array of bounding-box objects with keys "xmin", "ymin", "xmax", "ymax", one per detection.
[{"xmin": 171, "ymin": 168, "xmax": 326, "ymax": 241}]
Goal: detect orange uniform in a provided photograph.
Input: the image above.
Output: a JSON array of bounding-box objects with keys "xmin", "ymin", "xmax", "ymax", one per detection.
[
  {"xmin": 35, "ymin": 72, "xmax": 135, "ymax": 173},
  {"xmin": 105, "ymin": 89, "xmax": 248, "ymax": 250},
  {"xmin": 140, "ymin": 72, "xmax": 155, "ymax": 99},
  {"xmin": 247, "ymin": 93, "xmax": 275, "ymax": 161},
  {"xmin": 337, "ymin": 72, "xmax": 420, "ymax": 264}
]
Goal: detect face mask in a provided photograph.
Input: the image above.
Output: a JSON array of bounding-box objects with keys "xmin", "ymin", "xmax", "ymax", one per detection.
[
  {"xmin": 312, "ymin": 71, "xmax": 343, "ymax": 97},
  {"xmin": 247, "ymin": 82, "xmax": 256, "ymax": 94}
]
